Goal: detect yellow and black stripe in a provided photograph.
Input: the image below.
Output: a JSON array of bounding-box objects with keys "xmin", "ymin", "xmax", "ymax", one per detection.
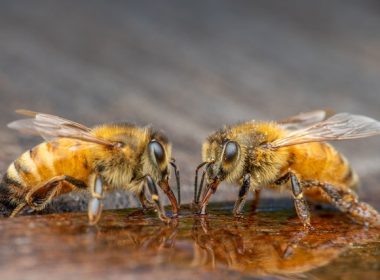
[
  {"xmin": 0, "ymin": 140, "xmax": 92, "ymax": 216},
  {"xmin": 0, "ymin": 173, "xmax": 25, "ymax": 215}
]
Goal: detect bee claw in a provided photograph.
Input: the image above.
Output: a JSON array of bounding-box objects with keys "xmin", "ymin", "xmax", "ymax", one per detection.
[
  {"xmin": 304, "ymin": 223, "xmax": 315, "ymax": 232},
  {"xmin": 233, "ymin": 213, "xmax": 246, "ymax": 220},
  {"xmin": 88, "ymin": 197, "xmax": 103, "ymax": 226},
  {"xmin": 160, "ymin": 216, "xmax": 171, "ymax": 224}
]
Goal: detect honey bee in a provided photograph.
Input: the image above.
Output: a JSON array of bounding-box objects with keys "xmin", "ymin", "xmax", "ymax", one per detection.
[
  {"xmin": 195, "ymin": 110, "xmax": 380, "ymax": 228},
  {"xmin": 0, "ymin": 110, "xmax": 180, "ymax": 225}
]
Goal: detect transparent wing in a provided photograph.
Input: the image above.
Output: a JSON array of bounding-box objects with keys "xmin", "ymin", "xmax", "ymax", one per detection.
[
  {"xmin": 271, "ymin": 113, "xmax": 380, "ymax": 148},
  {"xmin": 16, "ymin": 109, "xmax": 91, "ymax": 132},
  {"xmin": 8, "ymin": 109, "xmax": 115, "ymax": 147},
  {"xmin": 277, "ymin": 110, "xmax": 333, "ymax": 130}
]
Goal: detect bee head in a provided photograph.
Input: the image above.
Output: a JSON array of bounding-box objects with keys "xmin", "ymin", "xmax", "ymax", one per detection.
[
  {"xmin": 144, "ymin": 131, "xmax": 172, "ymax": 180},
  {"xmin": 196, "ymin": 130, "xmax": 247, "ymax": 214},
  {"xmin": 202, "ymin": 134, "xmax": 243, "ymax": 183},
  {"xmin": 143, "ymin": 131, "xmax": 180, "ymax": 215}
]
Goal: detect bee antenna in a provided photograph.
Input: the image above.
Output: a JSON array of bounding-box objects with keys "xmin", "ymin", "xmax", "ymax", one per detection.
[
  {"xmin": 194, "ymin": 161, "xmax": 209, "ymax": 204},
  {"xmin": 170, "ymin": 160, "xmax": 181, "ymax": 207}
]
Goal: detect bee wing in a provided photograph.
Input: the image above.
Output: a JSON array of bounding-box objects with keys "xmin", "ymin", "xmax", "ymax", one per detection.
[
  {"xmin": 277, "ymin": 110, "xmax": 333, "ymax": 130},
  {"xmin": 15, "ymin": 109, "xmax": 91, "ymax": 132},
  {"xmin": 270, "ymin": 113, "xmax": 380, "ymax": 148},
  {"xmin": 8, "ymin": 109, "xmax": 115, "ymax": 147}
]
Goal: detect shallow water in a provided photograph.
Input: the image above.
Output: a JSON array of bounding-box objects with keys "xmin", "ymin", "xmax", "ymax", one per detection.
[{"xmin": 0, "ymin": 202, "xmax": 379, "ymax": 280}]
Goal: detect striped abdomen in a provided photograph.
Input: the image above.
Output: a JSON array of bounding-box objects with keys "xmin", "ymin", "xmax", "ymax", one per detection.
[
  {"xmin": 0, "ymin": 139, "xmax": 92, "ymax": 215},
  {"xmin": 289, "ymin": 142, "xmax": 358, "ymax": 202}
]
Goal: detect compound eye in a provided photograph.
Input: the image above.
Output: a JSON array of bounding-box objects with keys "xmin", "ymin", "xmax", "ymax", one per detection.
[
  {"xmin": 223, "ymin": 141, "xmax": 239, "ymax": 163},
  {"xmin": 149, "ymin": 140, "xmax": 165, "ymax": 164}
]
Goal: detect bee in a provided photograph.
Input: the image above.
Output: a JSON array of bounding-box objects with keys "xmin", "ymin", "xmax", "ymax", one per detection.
[
  {"xmin": 194, "ymin": 110, "xmax": 380, "ymax": 228},
  {"xmin": 0, "ymin": 110, "xmax": 180, "ymax": 225}
]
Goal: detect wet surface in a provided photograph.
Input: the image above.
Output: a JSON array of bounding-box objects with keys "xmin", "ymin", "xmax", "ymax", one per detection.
[
  {"xmin": 1, "ymin": 1, "xmax": 380, "ymax": 279},
  {"xmin": 1, "ymin": 201, "xmax": 379, "ymax": 280}
]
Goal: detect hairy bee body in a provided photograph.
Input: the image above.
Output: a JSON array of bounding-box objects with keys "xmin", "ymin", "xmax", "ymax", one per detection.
[
  {"xmin": 1, "ymin": 111, "xmax": 179, "ymax": 224},
  {"xmin": 203, "ymin": 122, "xmax": 357, "ymax": 200},
  {"xmin": 1, "ymin": 140, "xmax": 87, "ymax": 212},
  {"xmin": 0, "ymin": 124, "xmax": 155, "ymax": 214},
  {"xmin": 197, "ymin": 111, "xmax": 380, "ymax": 227}
]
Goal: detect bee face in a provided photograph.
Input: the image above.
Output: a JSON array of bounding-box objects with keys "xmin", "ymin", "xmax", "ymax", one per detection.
[
  {"xmin": 144, "ymin": 133, "xmax": 179, "ymax": 215},
  {"xmin": 197, "ymin": 125, "xmax": 269, "ymax": 213},
  {"xmin": 203, "ymin": 140, "xmax": 241, "ymax": 182}
]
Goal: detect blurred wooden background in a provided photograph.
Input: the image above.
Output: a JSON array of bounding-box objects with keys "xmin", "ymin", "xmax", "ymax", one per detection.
[{"xmin": 1, "ymin": 0, "xmax": 380, "ymax": 212}]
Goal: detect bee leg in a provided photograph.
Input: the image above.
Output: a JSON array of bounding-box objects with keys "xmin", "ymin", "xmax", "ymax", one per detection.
[
  {"xmin": 88, "ymin": 176, "xmax": 104, "ymax": 226},
  {"xmin": 233, "ymin": 174, "xmax": 250, "ymax": 216},
  {"xmin": 194, "ymin": 162, "xmax": 208, "ymax": 205},
  {"xmin": 23, "ymin": 175, "xmax": 87, "ymax": 215},
  {"xmin": 146, "ymin": 175, "xmax": 170, "ymax": 224},
  {"xmin": 279, "ymin": 229, "xmax": 309, "ymax": 259},
  {"xmin": 274, "ymin": 172, "xmax": 291, "ymax": 185},
  {"xmin": 138, "ymin": 189, "xmax": 154, "ymax": 210},
  {"xmin": 274, "ymin": 172, "xmax": 312, "ymax": 229},
  {"xmin": 25, "ymin": 175, "xmax": 67, "ymax": 211},
  {"xmin": 304, "ymin": 181, "xmax": 380, "ymax": 227},
  {"xmin": 9, "ymin": 202, "xmax": 27, "ymax": 218},
  {"xmin": 290, "ymin": 173, "xmax": 313, "ymax": 230},
  {"xmin": 170, "ymin": 160, "xmax": 181, "ymax": 207},
  {"xmin": 196, "ymin": 170, "xmax": 206, "ymax": 205}
]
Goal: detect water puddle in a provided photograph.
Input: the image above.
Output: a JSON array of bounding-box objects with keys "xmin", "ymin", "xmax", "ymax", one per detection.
[{"xmin": 0, "ymin": 202, "xmax": 379, "ymax": 279}]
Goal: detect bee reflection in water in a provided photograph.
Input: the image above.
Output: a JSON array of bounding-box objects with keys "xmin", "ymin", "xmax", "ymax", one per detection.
[
  {"xmin": 95, "ymin": 209, "xmax": 380, "ymax": 277},
  {"xmin": 187, "ymin": 213, "xmax": 379, "ymax": 276}
]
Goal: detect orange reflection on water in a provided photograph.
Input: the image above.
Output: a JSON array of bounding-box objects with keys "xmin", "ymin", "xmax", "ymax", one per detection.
[{"xmin": 0, "ymin": 203, "xmax": 379, "ymax": 279}]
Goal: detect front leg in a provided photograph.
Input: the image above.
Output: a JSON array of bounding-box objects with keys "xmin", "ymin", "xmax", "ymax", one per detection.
[
  {"xmin": 233, "ymin": 174, "xmax": 250, "ymax": 216},
  {"xmin": 145, "ymin": 175, "xmax": 170, "ymax": 224},
  {"xmin": 88, "ymin": 175, "xmax": 105, "ymax": 226}
]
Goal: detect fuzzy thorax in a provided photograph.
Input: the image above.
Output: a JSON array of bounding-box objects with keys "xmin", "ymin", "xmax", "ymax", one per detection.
[{"xmin": 91, "ymin": 124, "xmax": 172, "ymax": 194}]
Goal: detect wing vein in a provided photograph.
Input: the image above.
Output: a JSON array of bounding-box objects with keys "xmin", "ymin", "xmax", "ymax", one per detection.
[
  {"xmin": 8, "ymin": 110, "xmax": 115, "ymax": 147},
  {"xmin": 271, "ymin": 113, "xmax": 380, "ymax": 148}
]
